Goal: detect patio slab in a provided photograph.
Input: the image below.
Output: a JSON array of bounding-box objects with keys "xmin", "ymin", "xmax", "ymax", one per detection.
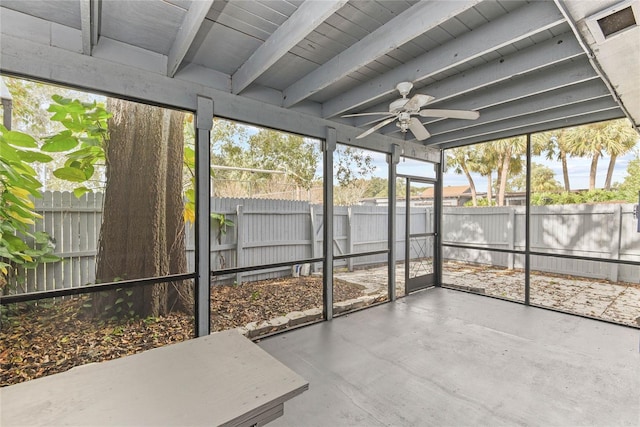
[
  {"xmin": 332, "ymin": 261, "xmax": 640, "ymax": 327},
  {"xmin": 260, "ymin": 288, "xmax": 640, "ymax": 426}
]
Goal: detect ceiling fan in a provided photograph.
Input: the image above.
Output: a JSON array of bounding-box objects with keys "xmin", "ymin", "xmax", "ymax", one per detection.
[{"xmin": 342, "ymin": 82, "xmax": 480, "ymax": 141}]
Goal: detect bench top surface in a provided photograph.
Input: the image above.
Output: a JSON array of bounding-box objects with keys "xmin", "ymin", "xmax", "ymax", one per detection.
[{"xmin": 0, "ymin": 329, "xmax": 308, "ymax": 426}]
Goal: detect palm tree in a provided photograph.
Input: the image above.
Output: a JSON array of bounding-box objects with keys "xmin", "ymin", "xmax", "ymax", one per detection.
[
  {"xmin": 566, "ymin": 119, "xmax": 638, "ymax": 191},
  {"xmin": 446, "ymin": 147, "xmax": 478, "ymax": 206},
  {"xmin": 471, "ymin": 144, "xmax": 497, "ymax": 205},
  {"xmin": 487, "ymin": 137, "xmax": 526, "ymax": 206},
  {"xmin": 532, "ymin": 129, "xmax": 574, "ymax": 191},
  {"xmin": 602, "ymin": 120, "xmax": 638, "ymax": 189}
]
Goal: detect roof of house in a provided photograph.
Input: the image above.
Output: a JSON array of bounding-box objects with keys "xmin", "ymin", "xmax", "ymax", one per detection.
[{"xmin": 422, "ymin": 185, "xmax": 472, "ymax": 199}]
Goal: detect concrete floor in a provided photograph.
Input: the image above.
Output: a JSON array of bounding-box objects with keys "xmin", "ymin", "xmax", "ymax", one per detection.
[{"xmin": 259, "ymin": 288, "xmax": 640, "ymax": 427}]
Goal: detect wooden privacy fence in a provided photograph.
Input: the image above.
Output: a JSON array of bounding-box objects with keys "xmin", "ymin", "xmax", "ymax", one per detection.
[
  {"xmin": 14, "ymin": 192, "xmax": 103, "ymax": 294},
  {"xmin": 9, "ymin": 192, "xmax": 640, "ymax": 294}
]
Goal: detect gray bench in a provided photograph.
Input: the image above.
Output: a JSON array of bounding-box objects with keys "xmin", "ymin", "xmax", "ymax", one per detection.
[{"xmin": 0, "ymin": 329, "xmax": 308, "ymax": 426}]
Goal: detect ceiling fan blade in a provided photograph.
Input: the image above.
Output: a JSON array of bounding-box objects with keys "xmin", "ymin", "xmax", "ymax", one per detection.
[
  {"xmin": 403, "ymin": 94, "xmax": 434, "ymax": 111},
  {"xmin": 418, "ymin": 109, "xmax": 480, "ymax": 120},
  {"xmin": 356, "ymin": 117, "xmax": 397, "ymax": 139},
  {"xmin": 409, "ymin": 117, "xmax": 431, "ymax": 141},
  {"xmin": 342, "ymin": 112, "xmax": 393, "ymax": 118}
]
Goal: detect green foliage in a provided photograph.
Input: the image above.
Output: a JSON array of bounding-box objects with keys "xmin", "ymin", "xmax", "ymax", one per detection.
[
  {"xmin": 618, "ymin": 152, "xmax": 640, "ymax": 201},
  {"xmin": 530, "ymin": 189, "xmax": 627, "ymax": 205},
  {"xmin": 211, "ymin": 212, "xmax": 234, "ymax": 244},
  {"xmin": 464, "ymin": 197, "xmax": 495, "ymax": 207},
  {"xmin": 335, "ymin": 146, "xmax": 375, "ymax": 185},
  {"xmin": 246, "ymin": 130, "xmax": 319, "ymax": 190},
  {"xmin": 82, "ymin": 287, "xmax": 136, "ymax": 320},
  {"xmin": 0, "ymin": 125, "xmax": 58, "ymax": 282},
  {"xmin": 45, "ymin": 95, "xmax": 109, "ymax": 197},
  {"xmin": 0, "ymin": 94, "xmax": 109, "ymax": 286},
  {"xmin": 362, "ymin": 177, "xmax": 390, "ymax": 198},
  {"xmin": 507, "ymin": 162, "xmax": 562, "ymax": 193}
]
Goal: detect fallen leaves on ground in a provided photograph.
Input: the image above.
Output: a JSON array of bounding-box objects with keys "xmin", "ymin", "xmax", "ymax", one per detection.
[{"xmin": 1, "ymin": 276, "xmax": 365, "ymax": 386}]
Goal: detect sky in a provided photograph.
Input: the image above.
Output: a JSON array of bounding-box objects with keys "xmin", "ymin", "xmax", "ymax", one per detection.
[
  {"xmin": 441, "ymin": 149, "xmax": 638, "ymax": 191},
  {"xmin": 364, "ymin": 142, "xmax": 639, "ymax": 192}
]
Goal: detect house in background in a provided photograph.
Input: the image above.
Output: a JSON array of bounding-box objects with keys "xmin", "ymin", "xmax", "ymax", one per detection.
[{"xmin": 421, "ymin": 185, "xmax": 473, "ymax": 206}]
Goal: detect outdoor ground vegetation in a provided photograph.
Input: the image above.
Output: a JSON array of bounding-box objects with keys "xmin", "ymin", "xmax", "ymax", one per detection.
[{"xmin": 0, "ymin": 276, "xmax": 365, "ymax": 386}]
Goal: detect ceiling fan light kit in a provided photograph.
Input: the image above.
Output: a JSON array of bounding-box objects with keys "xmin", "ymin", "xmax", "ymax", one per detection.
[{"xmin": 344, "ymin": 81, "xmax": 480, "ymax": 141}]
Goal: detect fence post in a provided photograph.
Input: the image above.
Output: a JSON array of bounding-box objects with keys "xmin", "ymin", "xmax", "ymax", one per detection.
[
  {"xmin": 507, "ymin": 208, "xmax": 515, "ymax": 269},
  {"xmin": 347, "ymin": 207, "xmax": 354, "ymax": 271},
  {"xmin": 609, "ymin": 205, "xmax": 622, "ymax": 282},
  {"xmin": 235, "ymin": 205, "xmax": 244, "ymax": 285}
]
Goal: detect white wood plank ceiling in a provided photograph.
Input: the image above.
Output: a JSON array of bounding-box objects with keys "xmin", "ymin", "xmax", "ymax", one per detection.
[{"xmin": 1, "ymin": 0, "xmax": 638, "ymax": 150}]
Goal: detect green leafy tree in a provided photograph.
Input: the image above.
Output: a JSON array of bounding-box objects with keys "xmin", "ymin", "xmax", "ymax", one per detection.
[
  {"xmin": 333, "ymin": 146, "xmax": 376, "ymax": 206},
  {"xmin": 362, "ymin": 177, "xmax": 390, "ymax": 198},
  {"xmin": 507, "ymin": 162, "xmax": 562, "ymax": 193},
  {"xmin": 209, "ymin": 120, "xmax": 321, "ymax": 199},
  {"xmin": 335, "ymin": 146, "xmax": 374, "ymax": 185},
  {"xmin": 209, "ymin": 119, "xmax": 375, "ymax": 202},
  {"xmin": 618, "ymin": 151, "xmax": 640, "ymax": 202},
  {"xmin": 247, "ymin": 130, "xmax": 319, "ymax": 189}
]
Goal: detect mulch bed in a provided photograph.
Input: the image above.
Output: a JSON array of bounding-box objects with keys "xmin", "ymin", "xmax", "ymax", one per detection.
[{"xmin": 0, "ymin": 276, "xmax": 365, "ymax": 387}]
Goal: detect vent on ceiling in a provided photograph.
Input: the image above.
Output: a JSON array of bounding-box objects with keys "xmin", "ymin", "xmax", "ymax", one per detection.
[{"xmin": 585, "ymin": 0, "xmax": 640, "ymax": 44}]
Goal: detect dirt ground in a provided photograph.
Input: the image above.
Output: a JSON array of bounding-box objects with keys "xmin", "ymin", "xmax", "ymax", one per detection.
[{"xmin": 0, "ymin": 276, "xmax": 364, "ymax": 386}]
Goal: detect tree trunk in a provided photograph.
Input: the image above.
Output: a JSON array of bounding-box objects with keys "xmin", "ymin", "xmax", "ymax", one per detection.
[
  {"xmin": 461, "ymin": 165, "xmax": 477, "ymax": 206},
  {"xmin": 486, "ymin": 173, "xmax": 493, "ymax": 206},
  {"xmin": 604, "ymin": 154, "xmax": 617, "ymax": 190},
  {"xmin": 589, "ymin": 152, "xmax": 600, "ymax": 191},
  {"xmin": 498, "ymin": 154, "xmax": 511, "ymax": 207},
  {"xmin": 92, "ymin": 99, "xmax": 189, "ymax": 319},
  {"xmin": 560, "ymin": 151, "xmax": 570, "ymax": 192}
]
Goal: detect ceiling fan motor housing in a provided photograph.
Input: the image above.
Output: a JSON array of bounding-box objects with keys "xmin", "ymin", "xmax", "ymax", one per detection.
[{"xmin": 396, "ymin": 81, "xmax": 413, "ymax": 97}]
